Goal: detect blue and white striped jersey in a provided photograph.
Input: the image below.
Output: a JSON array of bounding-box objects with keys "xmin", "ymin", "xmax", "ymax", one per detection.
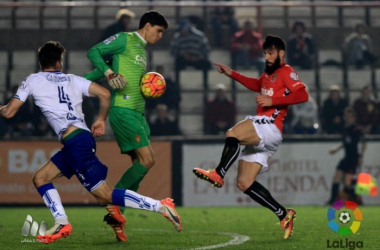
[{"xmin": 15, "ymin": 71, "xmax": 92, "ymax": 140}]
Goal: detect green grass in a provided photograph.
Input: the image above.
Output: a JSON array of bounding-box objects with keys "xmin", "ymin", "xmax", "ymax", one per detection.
[{"xmin": 0, "ymin": 206, "xmax": 379, "ymax": 250}]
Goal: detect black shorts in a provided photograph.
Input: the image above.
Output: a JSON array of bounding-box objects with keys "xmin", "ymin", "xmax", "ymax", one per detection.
[{"xmin": 337, "ymin": 157, "xmax": 359, "ymax": 174}]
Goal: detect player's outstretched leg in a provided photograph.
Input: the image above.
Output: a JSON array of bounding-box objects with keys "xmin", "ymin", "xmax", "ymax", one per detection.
[
  {"xmin": 104, "ymin": 205, "xmax": 127, "ymax": 241},
  {"xmin": 110, "ymin": 189, "xmax": 182, "ymax": 232},
  {"xmin": 193, "ymin": 137, "xmax": 240, "ymax": 188},
  {"xmin": 37, "ymin": 223, "xmax": 72, "ymax": 244}
]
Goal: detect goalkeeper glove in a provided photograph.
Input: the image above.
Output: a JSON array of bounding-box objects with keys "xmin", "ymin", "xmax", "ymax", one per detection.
[{"xmin": 104, "ymin": 69, "xmax": 127, "ymax": 89}]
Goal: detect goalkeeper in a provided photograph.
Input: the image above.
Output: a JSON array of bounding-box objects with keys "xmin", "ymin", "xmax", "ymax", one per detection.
[{"xmin": 84, "ymin": 10, "xmax": 169, "ymax": 242}]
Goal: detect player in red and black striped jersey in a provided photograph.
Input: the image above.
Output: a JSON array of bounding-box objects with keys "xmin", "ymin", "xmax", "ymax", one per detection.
[{"xmin": 193, "ymin": 35, "xmax": 308, "ymax": 239}]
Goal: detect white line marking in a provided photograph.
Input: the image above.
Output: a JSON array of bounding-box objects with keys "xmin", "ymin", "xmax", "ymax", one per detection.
[{"xmin": 133, "ymin": 229, "xmax": 250, "ymax": 250}]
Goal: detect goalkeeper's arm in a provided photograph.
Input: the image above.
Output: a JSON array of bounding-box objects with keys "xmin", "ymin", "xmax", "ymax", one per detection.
[{"xmin": 84, "ymin": 68, "xmax": 104, "ymax": 82}]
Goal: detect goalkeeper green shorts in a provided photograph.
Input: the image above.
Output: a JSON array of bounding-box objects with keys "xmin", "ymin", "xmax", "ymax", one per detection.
[{"xmin": 109, "ymin": 107, "xmax": 150, "ymax": 153}]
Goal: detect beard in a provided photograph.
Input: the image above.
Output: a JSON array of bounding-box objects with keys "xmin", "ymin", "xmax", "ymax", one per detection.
[{"xmin": 265, "ymin": 56, "xmax": 281, "ymax": 75}]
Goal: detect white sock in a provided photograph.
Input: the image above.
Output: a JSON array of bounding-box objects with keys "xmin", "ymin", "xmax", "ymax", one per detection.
[
  {"xmin": 124, "ymin": 190, "xmax": 164, "ymax": 213},
  {"xmin": 38, "ymin": 184, "xmax": 68, "ymax": 225}
]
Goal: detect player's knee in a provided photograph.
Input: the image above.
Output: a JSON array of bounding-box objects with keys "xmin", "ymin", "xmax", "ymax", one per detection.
[
  {"xmin": 140, "ymin": 156, "xmax": 155, "ymax": 169},
  {"xmin": 32, "ymin": 171, "xmax": 48, "ymax": 188},
  {"xmin": 236, "ymin": 178, "xmax": 251, "ymax": 192}
]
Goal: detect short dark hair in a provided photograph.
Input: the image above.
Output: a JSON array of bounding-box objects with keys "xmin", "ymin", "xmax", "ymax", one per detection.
[
  {"xmin": 139, "ymin": 10, "xmax": 169, "ymax": 29},
  {"xmin": 38, "ymin": 41, "xmax": 66, "ymax": 69},
  {"xmin": 263, "ymin": 34, "xmax": 286, "ymax": 52},
  {"xmin": 292, "ymin": 20, "xmax": 306, "ymax": 33}
]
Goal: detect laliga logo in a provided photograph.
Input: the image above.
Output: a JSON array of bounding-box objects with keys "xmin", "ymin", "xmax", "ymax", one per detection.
[
  {"xmin": 327, "ymin": 200, "xmax": 363, "ymax": 249},
  {"xmin": 327, "ymin": 200, "xmax": 363, "ymax": 235}
]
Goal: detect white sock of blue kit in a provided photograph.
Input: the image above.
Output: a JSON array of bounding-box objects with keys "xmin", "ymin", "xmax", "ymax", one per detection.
[
  {"xmin": 112, "ymin": 189, "xmax": 164, "ymax": 213},
  {"xmin": 37, "ymin": 183, "xmax": 68, "ymax": 225}
]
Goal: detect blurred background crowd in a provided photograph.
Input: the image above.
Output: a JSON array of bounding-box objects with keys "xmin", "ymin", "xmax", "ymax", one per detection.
[{"xmin": 0, "ymin": 0, "xmax": 380, "ymax": 138}]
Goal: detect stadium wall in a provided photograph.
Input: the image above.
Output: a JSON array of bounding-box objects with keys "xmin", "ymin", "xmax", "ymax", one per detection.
[
  {"xmin": 0, "ymin": 141, "xmax": 172, "ymax": 204},
  {"xmin": 180, "ymin": 139, "xmax": 380, "ymax": 207},
  {"xmin": 0, "ymin": 139, "xmax": 379, "ymax": 206}
]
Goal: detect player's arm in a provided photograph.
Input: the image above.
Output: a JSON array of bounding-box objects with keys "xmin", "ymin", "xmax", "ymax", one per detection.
[
  {"xmin": 87, "ymin": 33, "xmax": 127, "ymax": 89},
  {"xmin": 329, "ymin": 143, "xmax": 344, "ymax": 154},
  {"xmin": 0, "ymin": 98, "xmax": 25, "ymax": 119},
  {"xmin": 83, "ymin": 68, "xmax": 106, "ymax": 82},
  {"xmin": 213, "ymin": 62, "xmax": 261, "ymax": 92},
  {"xmin": 88, "ymin": 82, "xmax": 111, "ymax": 137}
]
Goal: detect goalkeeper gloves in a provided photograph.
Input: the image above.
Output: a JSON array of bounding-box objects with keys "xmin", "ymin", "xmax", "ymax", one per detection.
[{"xmin": 104, "ymin": 69, "xmax": 127, "ymax": 89}]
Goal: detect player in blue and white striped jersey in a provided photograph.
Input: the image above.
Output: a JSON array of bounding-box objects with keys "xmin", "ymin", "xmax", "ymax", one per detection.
[{"xmin": 0, "ymin": 41, "xmax": 181, "ymax": 244}]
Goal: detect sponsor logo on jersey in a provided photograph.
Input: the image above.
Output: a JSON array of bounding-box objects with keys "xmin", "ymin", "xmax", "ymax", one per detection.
[
  {"xmin": 261, "ymin": 87, "xmax": 274, "ymax": 96},
  {"xmin": 123, "ymin": 95, "xmax": 130, "ymax": 99},
  {"xmin": 271, "ymin": 73, "xmax": 277, "ymax": 82},
  {"xmin": 290, "ymin": 72, "xmax": 299, "ymax": 81},
  {"xmin": 134, "ymin": 55, "xmax": 146, "ymax": 67},
  {"xmin": 103, "ymin": 36, "xmax": 116, "ymax": 45}
]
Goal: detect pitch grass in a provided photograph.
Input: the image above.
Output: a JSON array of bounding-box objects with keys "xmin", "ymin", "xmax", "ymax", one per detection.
[{"xmin": 0, "ymin": 206, "xmax": 379, "ymax": 250}]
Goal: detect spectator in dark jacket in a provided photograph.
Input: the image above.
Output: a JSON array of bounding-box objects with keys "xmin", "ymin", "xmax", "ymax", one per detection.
[
  {"xmin": 205, "ymin": 83, "xmax": 236, "ymax": 135},
  {"xmin": 353, "ymin": 85, "xmax": 379, "ymax": 134},
  {"xmin": 287, "ymin": 21, "xmax": 315, "ymax": 69},
  {"xmin": 100, "ymin": 8, "xmax": 135, "ymax": 42},
  {"xmin": 322, "ymin": 85, "xmax": 348, "ymax": 134},
  {"xmin": 170, "ymin": 19, "xmax": 211, "ymax": 71},
  {"xmin": 150, "ymin": 104, "xmax": 181, "ymax": 136}
]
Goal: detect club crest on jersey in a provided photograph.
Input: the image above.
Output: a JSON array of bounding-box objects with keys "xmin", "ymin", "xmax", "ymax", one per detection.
[
  {"xmin": 271, "ymin": 73, "xmax": 277, "ymax": 82},
  {"xmin": 261, "ymin": 87, "xmax": 274, "ymax": 96},
  {"xmin": 103, "ymin": 36, "xmax": 116, "ymax": 45},
  {"xmin": 290, "ymin": 72, "xmax": 299, "ymax": 81}
]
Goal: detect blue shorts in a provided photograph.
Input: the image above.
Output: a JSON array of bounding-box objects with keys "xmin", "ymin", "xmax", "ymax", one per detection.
[{"xmin": 51, "ymin": 130, "xmax": 108, "ymax": 192}]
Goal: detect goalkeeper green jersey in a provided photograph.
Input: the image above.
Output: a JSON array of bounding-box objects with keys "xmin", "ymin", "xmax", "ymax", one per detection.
[{"xmin": 85, "ymin": 32, "xmax": 147, "ymax": 113}]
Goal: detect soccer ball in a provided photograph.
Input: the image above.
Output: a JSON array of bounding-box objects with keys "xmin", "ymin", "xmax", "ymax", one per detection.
[
  {"xmin": 140, "ymin": 72, "xmax": 166, "ymax": 99},
  {"xmin": 338, "ymin": 212, "xmax": 351, "ymax": 224}
]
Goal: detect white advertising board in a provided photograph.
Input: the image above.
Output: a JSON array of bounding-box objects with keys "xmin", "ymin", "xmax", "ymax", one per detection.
[{"xmin": 182, "ymin": 142, "xmax": 380, "ymax": 206}]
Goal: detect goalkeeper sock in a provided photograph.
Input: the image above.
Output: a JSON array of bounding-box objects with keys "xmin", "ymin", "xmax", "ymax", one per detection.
[
  {"xmin": 244, "ymin": 181, "xmax": 286, "ymax": 221},
  {"xmin": 215, "ymin": 137, "xmax": 240, "ymax": 178},
  {"xmin": 37, "ymin": 183, "xmax": 68, "ymax": 225},
  {"xmin": 115, "ymin": 161, "xmax": 149, "ymax": 214},
  {"xmin": 112, "ymin": 189, "xmax": 163, "ymax": 213}
]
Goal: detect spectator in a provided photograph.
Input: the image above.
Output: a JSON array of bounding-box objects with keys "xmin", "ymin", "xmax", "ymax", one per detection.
[
  {"xmin": 353, "ymin": 85, "xmax": 379, "ymax": 134},
  {"xmin": 287, "ymin": 21, "xmax": 315, "ymax": 69},
  {"xmin": 290, "ymin": 95, "xmax": 319, "ymax": 134},
  {"xmin": 205, "ymin": 83, "xmax": 236, "ymax": 135},
  {"xmin": 231, "ymin": 19, "xmax": 265, "ymax": 74},
  {"xmin": 99, "ymin": 8, "xmax": 135, "ymax": 42},
  {"xmin": 150, "ymin": 104, "xmax": 181, "ymax": 136},
  {"xmin": 343, "ymin": 22, "xmax": 376, "ymax": 69},
  {"xmin": 322, "ymin": 85, "xmax": 348, "ymax": 134},
  {"xmin": 210, "ymin": 2, "xmax": 239, "ymax": 47},
  {"xmin": 146, "ymin": 65, "xmax": 181, "ymax": 122},
  {"xmin": 170, "ymin": 19, "xmax": 211, "ymax": 71}
]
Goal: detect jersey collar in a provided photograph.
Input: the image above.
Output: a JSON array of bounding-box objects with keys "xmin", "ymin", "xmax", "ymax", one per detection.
[{"xmin": 134, "ymin": 31, "xmax": 147, "ymax": 45}]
